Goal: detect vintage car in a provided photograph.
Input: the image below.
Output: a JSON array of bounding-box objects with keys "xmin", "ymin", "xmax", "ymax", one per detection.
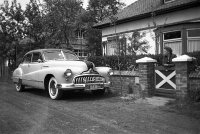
[{"xmin": 12, "ymin": 49, "xmax": 113, "ymax": 100}]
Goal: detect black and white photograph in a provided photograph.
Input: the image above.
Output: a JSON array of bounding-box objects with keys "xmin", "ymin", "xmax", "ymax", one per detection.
[{"xmin": 0, "ymin": 0, "xmax": 200, "ymax": 133}]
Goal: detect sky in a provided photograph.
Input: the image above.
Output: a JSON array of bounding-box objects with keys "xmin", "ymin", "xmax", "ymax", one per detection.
[{"xmin": 0, "ymin": 0, "xmax": 138, "ymax": 9}]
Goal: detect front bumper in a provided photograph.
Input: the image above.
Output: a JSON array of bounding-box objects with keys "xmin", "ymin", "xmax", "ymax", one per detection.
[{"xmin": 57, "ymin": 82, "xmax": 111, "ymax": 90}]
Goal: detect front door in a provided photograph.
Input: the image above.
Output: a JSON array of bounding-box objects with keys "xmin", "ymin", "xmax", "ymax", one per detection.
[
  {"xmin": 28, "ymin": 52, "xmax": 44, "ymax": 88},
  {"xmin": 21, "ymin": 53, "xmax": 32, "ymax": 85}
]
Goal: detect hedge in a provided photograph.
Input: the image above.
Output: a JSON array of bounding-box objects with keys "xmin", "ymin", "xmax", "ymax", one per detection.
[
  {"xmin": 88, "ymin": 54, "xmax": 162, "ymax": 71},
  {"xmin": 88, "ymin": 52, "xmax": 200, "ymax": 71},
  {"xmin": 186, "ymin": 51, "xmax": 200, "ymax": 66}
]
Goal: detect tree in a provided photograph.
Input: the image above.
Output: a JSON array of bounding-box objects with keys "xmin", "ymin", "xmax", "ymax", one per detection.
[
  {"xmin": 42, "ymin": 0, "xmax": 83, "ymax": 49},
  {"xmin": 23, "ymin": 0, "xmax": 45, "ymax": 50},
  {"xmin": 87, "ymin": 0, "xmax": 124, "ymax": 23},
  {"xmin": 81, "ymin": 0, "xmax": 124, "ymax": 56},
  {"xmin": 0, "ymin": 0, "xmax": 25, "ymax": 68},
  {"xmin": 128, "ymin": 31, "xmax": 150, "ymax": 55}
]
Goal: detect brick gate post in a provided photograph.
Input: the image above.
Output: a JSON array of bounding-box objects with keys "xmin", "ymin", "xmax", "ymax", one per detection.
[
  {"xmin": 172, "ymin": 55, "xmax": 194, "ymax": 100},
  {"xmin": 136, "ymin": 57, "xmax": 157, "ymax": 97}
]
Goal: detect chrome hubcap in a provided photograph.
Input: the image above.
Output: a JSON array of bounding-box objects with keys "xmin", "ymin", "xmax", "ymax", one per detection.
[
  {"xmin": 16, "ymin": 83, "xmax": 21, "ymax": 90},
  {"xmin": 50, "ymin": 80, "xmax": 57, "ymax": 96}
]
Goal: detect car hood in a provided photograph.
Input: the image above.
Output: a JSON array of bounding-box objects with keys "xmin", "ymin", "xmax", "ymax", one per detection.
[
  {"xmin": 43, "ymin": 60, "xmax": 100, "ymax": 75},
  {"xmin": 45, "ymin": 60, "xmax": 87, "ymax": 68}
]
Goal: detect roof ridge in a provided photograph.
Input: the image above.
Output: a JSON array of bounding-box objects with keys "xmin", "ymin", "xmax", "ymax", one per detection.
[{"xmin": 94, "ymin": 0, "xmax": 199, "ymax": 28}]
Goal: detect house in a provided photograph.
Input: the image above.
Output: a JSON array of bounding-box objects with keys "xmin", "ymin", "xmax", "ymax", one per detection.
[
  {"xmin": 94, "ymin": 0, "xmax": 200, "ymax": 56},
  {"xmin": 71, "ymin": 29, "xmax": 88, "ymax": 58}
]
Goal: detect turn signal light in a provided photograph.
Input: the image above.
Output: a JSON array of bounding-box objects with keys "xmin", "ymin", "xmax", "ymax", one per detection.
[{"xmin": 108, "ymin": 69, "xmax": 114, "ymax": 76}]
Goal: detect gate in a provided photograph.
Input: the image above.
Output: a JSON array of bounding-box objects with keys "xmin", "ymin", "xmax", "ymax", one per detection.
[{"xmin": 155, "ymin": 66, "xmax": 176, "ymax": 97}]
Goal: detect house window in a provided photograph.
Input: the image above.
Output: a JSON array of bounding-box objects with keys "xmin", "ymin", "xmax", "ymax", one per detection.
[
  {"xmin": 164, "ymin": 0, "xmax": 176, "ymax": 4},
  {"xmin": 164, "ymin": 31, "xmax": 181, "ymax": 40},
  {"xmin": 187, "ymin": 28, "xmax": 200, "ymax": 52},
  {"xmin": 106, "ymin": 36, "xmax": 120, "ymax": 55},
  {"xmin": 75, "ymin": 30, "xmax": 84, "ymax": 39},
  {"xmin": 163, "ymin": 30, "xmax": 182, "ymax": 56},
  {"xmin": 74, "ymin": 49, "xmax": 87, "ymax": 57}
]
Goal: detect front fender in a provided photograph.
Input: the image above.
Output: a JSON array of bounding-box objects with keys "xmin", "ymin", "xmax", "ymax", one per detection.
[
  {"xmin": 95, "ymin": 67, "xmax": 112, "ymax": 82},
  {"xmin": 42, "ymin": 67, "xmax": 86, "ymax": 84}
]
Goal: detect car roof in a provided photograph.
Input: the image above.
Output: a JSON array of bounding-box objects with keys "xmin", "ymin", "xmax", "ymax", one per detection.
[{"xmin": 26, "ymin": 49, "xmax": 73, "ymax": 54}]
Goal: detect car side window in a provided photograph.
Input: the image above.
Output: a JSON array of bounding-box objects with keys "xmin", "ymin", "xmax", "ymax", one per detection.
[
  {"xmin": 23, "ymin": 53, "xmax": 32, "ymax": 63},
  {"xmin": 32, "ymin": 52, "xmax": 43, "ymax": 62}
]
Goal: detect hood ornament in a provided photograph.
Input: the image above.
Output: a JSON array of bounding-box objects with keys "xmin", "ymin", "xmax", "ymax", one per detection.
[
  {"xmin": 82, "ymin": 68, "xmax": 98, "ymax": 74},
  {"xmin": 81, "ymin": 60, "xmax": 99, "ymax": 74}
]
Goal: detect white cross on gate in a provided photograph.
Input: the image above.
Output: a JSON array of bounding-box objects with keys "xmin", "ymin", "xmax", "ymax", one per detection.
[{"xmin": 155, "ymin": 70, "xmax": 176, "ymax": 89}]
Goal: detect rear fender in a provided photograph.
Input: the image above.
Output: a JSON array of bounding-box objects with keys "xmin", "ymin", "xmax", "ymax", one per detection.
[{"xmin": 12, "ymin": 68, "xmax": 23, "ymax": 83}]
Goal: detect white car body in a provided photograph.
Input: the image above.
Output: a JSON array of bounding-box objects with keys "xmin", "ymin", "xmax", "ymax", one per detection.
[{"xmin": 12, "ymin": 49, "xmax": 113, "ymax": 99}]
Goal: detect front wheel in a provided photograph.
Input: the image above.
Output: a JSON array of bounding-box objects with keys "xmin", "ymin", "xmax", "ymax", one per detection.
[
  {"xmin": 48, "ymin": 77, "xmax": 63, "ymax": 100},
  {"xmin": 15, "ymin": 79, "xmax": 25, "ymax": 92}
]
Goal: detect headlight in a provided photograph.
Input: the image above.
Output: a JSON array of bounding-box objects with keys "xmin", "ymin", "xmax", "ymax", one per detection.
[{"xmin": 64, "ymin": 69, "xmax": 72, "ymax": 78}]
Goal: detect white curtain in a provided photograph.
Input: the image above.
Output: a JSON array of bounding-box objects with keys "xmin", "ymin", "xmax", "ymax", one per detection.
[
  {"xmin": 187, "ymin": 39, "xmax": 200, "ymax": 52},
  {"xmin": 106, "ymin": 41, "xmax": 117, "ymax": 55},
  {"xmin": 164, "ymin": 41, "xmax": 182, "ymax": 56}
]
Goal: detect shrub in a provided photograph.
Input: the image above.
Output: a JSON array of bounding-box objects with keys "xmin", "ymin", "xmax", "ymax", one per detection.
[
  {"xmin": 186, "ymin": 51, "xmax": 200, "ymax": 72},
  {"xmin": 88, "ymin": 52, "xmax": 200, "ymax": 71},
  {"xmin": 186, "ymin": 51, "xmax": 200, "ymax": 66}
]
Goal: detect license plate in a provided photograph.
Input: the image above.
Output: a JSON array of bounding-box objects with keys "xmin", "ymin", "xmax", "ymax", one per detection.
[{"xmin": 85, "ymin": 84, "xmax": 104, "ymax": 90}]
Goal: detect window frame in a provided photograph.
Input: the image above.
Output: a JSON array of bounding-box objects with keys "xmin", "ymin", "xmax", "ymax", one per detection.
[
  {"xmin": 163, "ymin": 30, "xmax": 182, "ymax": 41},
  {"xmin": 187, "ymin": 28, "xmax": 200, "ymax": 52},
  {"xmin": 74, "ymin": 49, "xmax": 88, "ymax": 57},
  {"xmin": 163, "ymin": 30, "xmax": 182, "ymax": 56},
  {"xmin": 75, "ymin": 30, "xmax": 84, "ymax": 39},
  {"xmin": 187, "ymin": 28, "xmax": 200, "ymax": 39},
  {"xmin": 32, "ymin": 52, "xmax": 43, "ymax": 63},
  {"xmin": 22, "ymin": 53, "xmax": 32, "ymax": 63}
]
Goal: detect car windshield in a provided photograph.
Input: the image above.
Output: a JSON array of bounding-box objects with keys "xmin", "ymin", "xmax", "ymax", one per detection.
[
  {"xmin": 43, "ymin": 50, "xmax": 79, "ymax": 61},
  {"xmin": 43, "ymin": 50, "xmax": 65, "ymax": 61},
  {"xmin": 63, "ymin": 51, "xmax": 79, "ymax": 60}
]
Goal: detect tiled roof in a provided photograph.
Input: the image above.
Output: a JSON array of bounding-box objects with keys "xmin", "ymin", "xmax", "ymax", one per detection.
[{"xmin": 94, "ymin": 0, "xmax": 199, "ymax": 28}]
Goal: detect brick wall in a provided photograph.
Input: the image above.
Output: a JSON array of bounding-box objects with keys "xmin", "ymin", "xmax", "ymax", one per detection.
[
  {"xmin": 188, "ymin": 71, "xmax": 200, "ymax": 101},
  {"xmin": 109, "ymin": 71, "xmax": 139, "ymax": 95},
  {"xmin": 138, "ymin": 63, "xmax": 155, "ymax": 96},
  {"xmin": 189, "ymin": 71, "xmax": 200, "ymax": 91},
  {"xmin": 189, "ymin": 79, "xmax": 200, "ymax": 90}
]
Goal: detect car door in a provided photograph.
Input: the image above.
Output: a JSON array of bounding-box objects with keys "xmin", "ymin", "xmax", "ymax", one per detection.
[
  {"xmin": 20, "ymin": 53, "xmax": 32, "ymax": 85},
  {"xmin": 28, "ymin": 52, "xmax": 44, "ymax": 88}
]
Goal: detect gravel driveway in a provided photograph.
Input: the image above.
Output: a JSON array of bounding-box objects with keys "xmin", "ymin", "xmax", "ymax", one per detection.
[{"xmin": 0, "ymin": 80, "xmax": 200, "ymax": 134}]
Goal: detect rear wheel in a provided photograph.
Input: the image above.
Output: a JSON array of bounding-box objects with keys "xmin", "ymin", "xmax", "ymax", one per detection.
[
  {"xmin": 48, "ymin": 77, "xmax": 63, "ymax": 100},
  {"xmin": 15, "ymin": 79, "xmax": 25, "ymax": 92}
]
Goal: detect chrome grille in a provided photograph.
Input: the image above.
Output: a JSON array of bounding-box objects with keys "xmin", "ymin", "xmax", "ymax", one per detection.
[{"xmin": 74, "ymin": 75, "xmax": 104, "ymax": 84}]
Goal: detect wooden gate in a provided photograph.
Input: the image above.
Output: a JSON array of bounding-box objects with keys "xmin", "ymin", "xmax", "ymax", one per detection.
[{"xmin": 155, "ymin": 66, "xmax": 176, "ymax": 97}]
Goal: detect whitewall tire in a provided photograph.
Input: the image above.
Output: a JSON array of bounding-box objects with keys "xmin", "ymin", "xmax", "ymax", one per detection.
[
  {"xmin": 48, "ymin": 77, "xmax": 63, "ymax": 100},
  {"xmin": 15, "ymin": 79, "xmax": 25, "ymax": 92}
]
